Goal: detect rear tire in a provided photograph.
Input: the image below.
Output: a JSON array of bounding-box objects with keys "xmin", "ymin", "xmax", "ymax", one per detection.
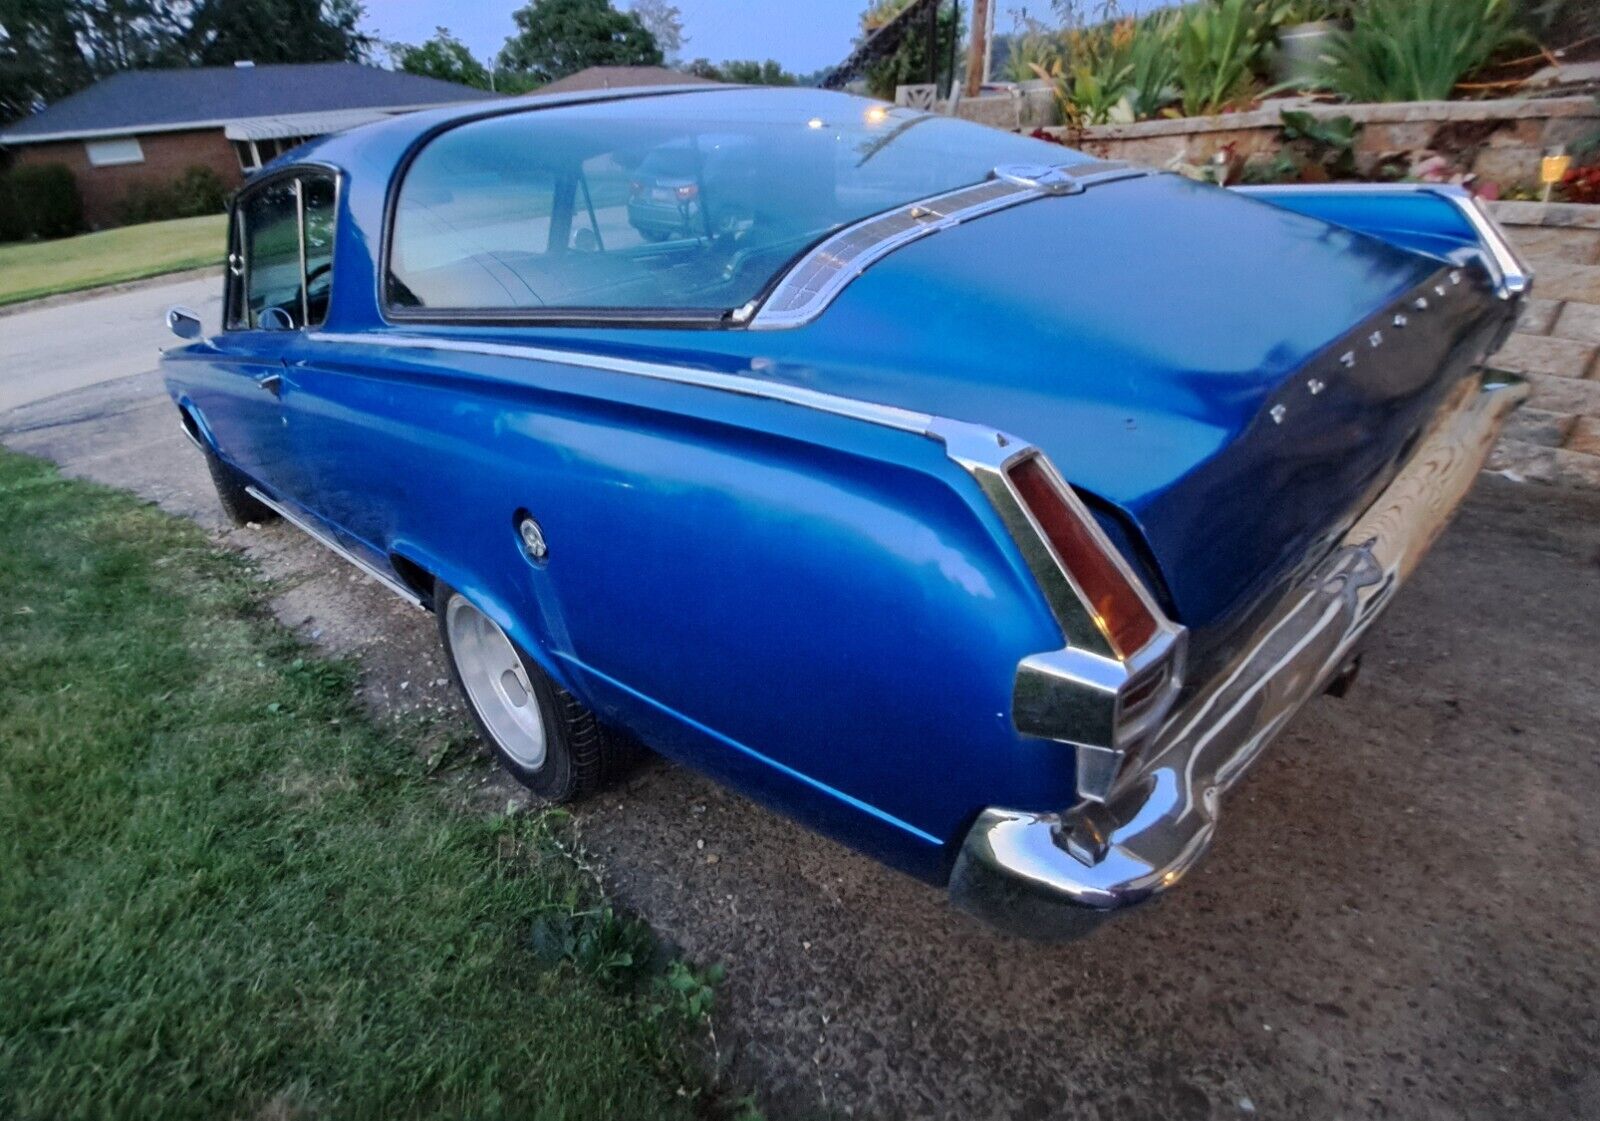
[
  {"xmin": 201, "ymin": 445, "xmax": 276, "ymax": 526},
  {"xmin": 436, "ymin": 581, "xmax": 606, "ymax": 802}
]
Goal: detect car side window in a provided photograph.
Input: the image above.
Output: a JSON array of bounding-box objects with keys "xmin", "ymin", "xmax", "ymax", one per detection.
[
  {"xmin": 230, "ymin": 172, "xmax": 338, "ymax": 331},
  {"xmin": 302, "ymin": 176, "xmax": 336, "ymax": 328},
  {"xmin": 242, "ymin": 181, "xmax": 302, "ymax": 328}
]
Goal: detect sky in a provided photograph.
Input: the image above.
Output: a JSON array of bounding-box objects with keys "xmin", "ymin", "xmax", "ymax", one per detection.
[{"xmin": 359, "ymin": 1, "xmax": 1172, "ymax": 78}]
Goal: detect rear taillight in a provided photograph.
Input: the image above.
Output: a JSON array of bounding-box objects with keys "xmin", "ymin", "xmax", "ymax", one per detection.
[
  {"xmin": 1006, "ymin": 455, "xmax": 1158, "ymax": 660},
  {"xmin": 675, "ymin": 183, "xmax": 698, "ymax": 201}
]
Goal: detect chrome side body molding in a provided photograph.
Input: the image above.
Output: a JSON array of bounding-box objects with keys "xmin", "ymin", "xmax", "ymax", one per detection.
[
  {"xmin": 749, "ymin": 161, "xmax": 1149, "ymax": 330},
  {"xmin": 244, "ymin": 485, "xmax": 426, "ymax": 609},
  {"xmin": 309, "ymin": 332, "xmax": 938, "ymax": 436}
]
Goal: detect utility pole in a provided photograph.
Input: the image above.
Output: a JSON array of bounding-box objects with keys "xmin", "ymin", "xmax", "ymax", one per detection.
[{"xmin": 963, "ymin": 0, "xmax": 989, "ymax": 97}]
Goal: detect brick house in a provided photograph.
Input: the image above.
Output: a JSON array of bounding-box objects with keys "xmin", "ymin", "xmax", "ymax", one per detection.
[{"xmin": 0, "ymin": 62, "xmax": 494, "ymax": 229}]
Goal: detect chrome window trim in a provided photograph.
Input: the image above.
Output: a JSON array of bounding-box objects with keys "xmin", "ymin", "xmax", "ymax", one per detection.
[
  {"xmin": 1233, "ymin": 182, "xmax": 1531, "ymax": 300},
  {"xmin": 227, "ymin": 160, "xmax": 343, "ymax": 333},
  {"xmin": 244, "ymin": 485, "xmax": 426, "ymax": 610},
  {"xmin": 748, "ymin": 160, "xmax": 1151, "ymax": 331}
]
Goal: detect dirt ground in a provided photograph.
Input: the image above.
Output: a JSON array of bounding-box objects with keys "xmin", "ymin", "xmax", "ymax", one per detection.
[{"xmin": 3, "ymin": 362, "xmax": 1598, "ymax": 1121}]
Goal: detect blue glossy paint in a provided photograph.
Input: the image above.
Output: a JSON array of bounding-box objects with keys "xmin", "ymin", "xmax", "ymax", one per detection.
[{"xmin": 165, "ymin": 87, "xmax": 1517, "ymax": 884}]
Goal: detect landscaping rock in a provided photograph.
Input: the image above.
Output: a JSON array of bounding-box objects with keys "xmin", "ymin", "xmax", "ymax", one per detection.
[
  {"xmin": 1566, "ymin": 415, "xmax": 1600, "ymax": 458},
  {"xmin": 1553, "ymin": 447, "xmax": 1600, "ymax": 488},
  {"xmin": 1515, "ymin": 297, "xmax": 1562, "ymax": 335},
  {"xmin": 1525, "ymin": 262, "xmax": 1600, "ymax": 305},
  {"xmin": 1486, "ymin": 437, "xmax": 1556, "ymax": 482},
  {"xmin": 1491, "ymin": 332, "xmax": 1598, "ymax": 379},
  {"xmin": 1552, "ymin": 301, "xmax": 1600, "ymax": 346},
  {"xmin": 1490, "ymin": 201, "xmax": 1600, "ymax": 231},
  {"xmin": 1507, "ymin": 226, "xmax": 1600, "ymax": 265},
  {"xmin": 1521, "ymin": 371, "xmax": 1600, "ymax": 415},
  {"xmin": 1501, "ymin": 406, "xmax": 1576, "ymax": 448}
]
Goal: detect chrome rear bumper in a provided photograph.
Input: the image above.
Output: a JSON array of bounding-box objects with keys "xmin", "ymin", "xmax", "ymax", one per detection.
[{"xmin": 949, "ymin": 370, "xmax": 1528, "ymax": 940}]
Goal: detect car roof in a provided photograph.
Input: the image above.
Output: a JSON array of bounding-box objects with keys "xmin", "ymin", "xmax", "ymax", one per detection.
[{"xmin": 265, "ymin": 85, "xmax": 867, "ymax": 180}]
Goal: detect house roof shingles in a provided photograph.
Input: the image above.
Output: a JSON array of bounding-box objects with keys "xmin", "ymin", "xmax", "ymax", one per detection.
[
  {"xmin": 0, "ymin": 62, "xmax": 495, "ymax": 144},
  {"xmin": 533, "ymin": 66, "xmax": 719, "ymax": 96}
]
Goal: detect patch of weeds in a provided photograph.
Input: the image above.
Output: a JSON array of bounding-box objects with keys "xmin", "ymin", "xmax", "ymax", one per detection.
[{"xmin": 0, "ymin": 448, "xmax": 735, "ymax": 1120}]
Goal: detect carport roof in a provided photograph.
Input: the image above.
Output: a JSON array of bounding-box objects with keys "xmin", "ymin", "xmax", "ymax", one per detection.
[{"xmin": 0, "ymin": 62, "xmax": 495, "ymax": 145}]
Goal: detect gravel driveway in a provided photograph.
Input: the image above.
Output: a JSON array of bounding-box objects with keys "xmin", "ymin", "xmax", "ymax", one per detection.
[{"xmin": 3, "ymin": 278, "xmax": 1598, "ymax": 1120}]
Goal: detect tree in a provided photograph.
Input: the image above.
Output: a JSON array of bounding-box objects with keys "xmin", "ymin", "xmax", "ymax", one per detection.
[
  {"xmin": 76, "ymin": 0, "xmax": 189, "ymax": 73},
  {"xmin": 498, "ymin": 0, "xmax": 661, "ymax": 87},
  {"xmin": 628, "ymin": 0, "xmax": 682, "ymax": 60},
  {"xmin": 0, "ymin": 0, "xmax": 375, "ymax": 128},
  {"xmin": 390, "ymin": 26, "xmax": 490, "ymax": 89},
  {"xmin": 186, "ymin": 0, "xmax": 373, "ymax": 67},
  {"xmin": 719, "ymin": 59, "xmax": 798, "ymax": 86},
  {"xmin": 859, "ymin": 0, "xmax": 961, "ymax": 100},
  {"xmin": 1, "ymin": 0, "xmax": 94, "ymax": 124}
]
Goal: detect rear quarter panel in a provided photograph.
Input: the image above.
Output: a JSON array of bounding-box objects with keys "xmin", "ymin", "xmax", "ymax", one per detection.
[{"xmin": 282, "ymin": 335, "xmax": 1075, "ymax": 881}]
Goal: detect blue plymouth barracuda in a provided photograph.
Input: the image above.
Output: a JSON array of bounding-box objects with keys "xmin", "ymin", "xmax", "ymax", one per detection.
[{"xmin": 162, "ymin": 86, "xmax": 1529, "ymax": 939}]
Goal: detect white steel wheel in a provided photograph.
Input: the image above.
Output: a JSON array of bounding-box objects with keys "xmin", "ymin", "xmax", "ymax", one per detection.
[
  {"xmin": 444, "ymin": 594, "xmax": 548, "ymax": 769},
  {"xmin": 435, "ymin": 580, "xmax": 607, "ymax": 803}
]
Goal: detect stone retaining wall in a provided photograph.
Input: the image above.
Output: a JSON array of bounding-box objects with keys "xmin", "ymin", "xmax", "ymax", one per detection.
[
  {"xmin": 1485, "ymin": 201, "xmax": 1600, "ymax": 488},
  {"xmin": 951, "ymin": 94, "xmax": 1598, "ymax": 189}
]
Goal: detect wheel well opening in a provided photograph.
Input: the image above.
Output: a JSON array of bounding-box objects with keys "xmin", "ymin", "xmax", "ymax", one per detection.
[
  {"xmin": 388, "ymin": 554, "xmax": 435, "ymax": 609},
  {"xmin": 177, "ymin": 404, "xmax": 202, "ymax": 443}
]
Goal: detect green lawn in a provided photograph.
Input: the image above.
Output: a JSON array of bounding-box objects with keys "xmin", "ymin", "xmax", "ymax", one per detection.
[
  {"xmin": 0, "ymin": 448, "xmax": 734, "ymax": 1120},
  {"xmin": 0, "ymin": 214, "xmax": 227, "ymax": 307}
]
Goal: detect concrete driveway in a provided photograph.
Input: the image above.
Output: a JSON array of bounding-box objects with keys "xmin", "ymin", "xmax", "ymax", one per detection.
[
  {"xmin": 3, "ymin": 275, "xmax": 1598, "ymax": 1121},
  {"xmin": 0, "ymin": 272, "xmax": 222, "ymax": 412}
]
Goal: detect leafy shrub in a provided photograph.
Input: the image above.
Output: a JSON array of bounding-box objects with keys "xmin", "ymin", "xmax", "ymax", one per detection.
[
  {"xmin": 1006, "ymin": 28, "xmax": 1063, "ymax": 83},
  {"xmin": 1563, "ymin": 164, "xmax": 1600, "ymax": 205},
  {"xmin": 116, "ymin": 164, "xmax": 229, "ymax": 225},
  {"xmin": 1124, "ymin": 13, "xmax": 1183, "ymax": 119},
  {"xmin": 174, "ymin": 164, "xmax": 229, "ymax": 214},
  {"xmin": 0, "ymin": 163, "xmax": 84, "ymax": 241},
  {"xmin": 1279, "ymin": 109, "xmax": 1359, "ymax": 179},
  {"xmin": 1313, "ymin": 0, "xmax": 1515, "ymax": 102},
  {"xmin": 1173, "ymin": 0, "xmax": 1277, "ymax": 116},
  {"xmin": 1041, "ymin": 14, "xmax": 1180, "ymax": 126},
  {"xmin": 864, "ymin": 3, "xmax": 962, "ymax": 100},
  {"xmin": 0, "ymin": 175, "xmax": 18, "ymax": 243},
  {"xmin": 1278, "ymin": 0, "xmax": 1353, "ymax": 21}
]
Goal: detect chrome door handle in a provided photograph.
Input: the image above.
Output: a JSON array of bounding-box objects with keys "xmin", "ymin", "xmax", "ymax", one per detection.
[{"xmin": 255, "ymin": 373, "xmax": 283, "ymax": 397}]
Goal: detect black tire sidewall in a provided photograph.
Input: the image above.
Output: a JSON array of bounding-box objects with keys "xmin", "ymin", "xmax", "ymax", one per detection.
[{"xmin": 435, "ymin": 582, "xmax": 576, "ymax": 801}]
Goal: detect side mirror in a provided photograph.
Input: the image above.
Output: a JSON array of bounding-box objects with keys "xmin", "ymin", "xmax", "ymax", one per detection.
[
  {"xmin": 258, "ymin": 306, "xmax": 295, "ymax": 332},
  {"xmin": 166, "ymin": 306, "xmax": 203, "ymax": 340}
]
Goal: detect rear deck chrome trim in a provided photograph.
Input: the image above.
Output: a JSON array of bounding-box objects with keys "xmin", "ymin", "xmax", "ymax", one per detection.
[
  {"xmin": 244, "ymin": 485, "xmax": 426, "ymax": 609},
  {"xmin": 1234, "ymin": 182, "xmax": 1531, "ymax": 300},
  {"xmin": 750, "ymin": 161, "xmax": 1151, "ymax": 331}
]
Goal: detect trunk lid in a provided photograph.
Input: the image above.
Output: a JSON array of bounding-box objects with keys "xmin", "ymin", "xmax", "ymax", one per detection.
[{"xmin": 741, "ymin": 174, "xmax": 1508, "ymax": 648}]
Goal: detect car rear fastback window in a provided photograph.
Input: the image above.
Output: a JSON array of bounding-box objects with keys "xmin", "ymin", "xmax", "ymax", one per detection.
[{"xmin": 386, "ymin": 88, "xmax": 1086, "ymax": 319}]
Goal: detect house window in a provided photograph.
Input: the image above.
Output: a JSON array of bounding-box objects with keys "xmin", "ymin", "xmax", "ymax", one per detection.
[
  {"xmin": 85, "ymin": 137, "xmax": 144, "ymax": 167},
  {"xmin": 233, "ymin": 139, "xmax": 262, "ymax": 172}
]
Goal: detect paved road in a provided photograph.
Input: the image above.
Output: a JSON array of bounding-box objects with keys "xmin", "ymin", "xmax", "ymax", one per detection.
[
  {"xmin": 3, "ymin": 277, "xmax": 1598, "ymax": 1120},
  {"xmin": 0, "ymin": 273, "xmax": 222, "ymax": 412}
]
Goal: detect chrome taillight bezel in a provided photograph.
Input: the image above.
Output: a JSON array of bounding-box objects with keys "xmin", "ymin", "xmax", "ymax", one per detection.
[{"xmin": 932, "ymin": 420, "xmax": 1187, "ymax": 804}]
